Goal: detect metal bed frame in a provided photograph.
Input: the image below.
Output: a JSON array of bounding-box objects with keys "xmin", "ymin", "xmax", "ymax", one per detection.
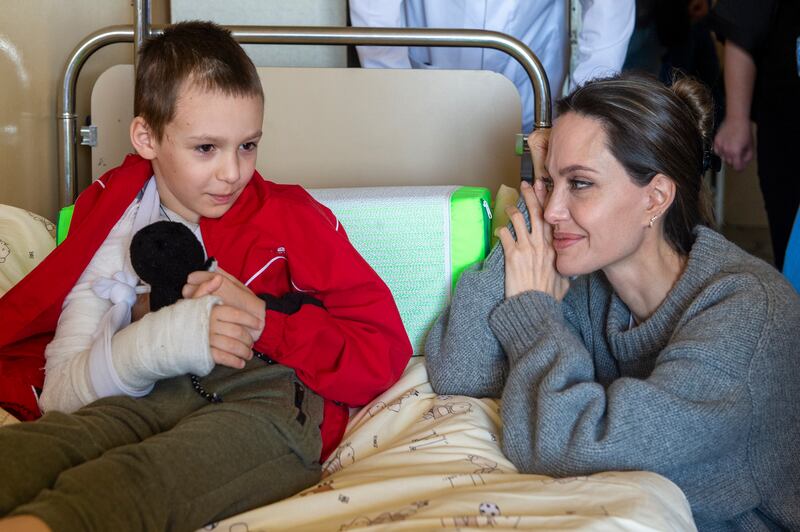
[{"xmin": 57, "ymin": 0, "xmax": 552, "ymax": 208}]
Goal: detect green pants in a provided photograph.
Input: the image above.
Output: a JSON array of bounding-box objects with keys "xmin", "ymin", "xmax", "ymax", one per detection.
[{"xmin": 0, "ymin": 360, "xmax": 323, "ymax": 532}]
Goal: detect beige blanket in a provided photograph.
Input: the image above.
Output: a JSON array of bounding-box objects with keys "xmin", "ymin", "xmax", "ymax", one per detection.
[{"xmin": 205, "ymin": 359, "xmax": 696, "ymax": 531}]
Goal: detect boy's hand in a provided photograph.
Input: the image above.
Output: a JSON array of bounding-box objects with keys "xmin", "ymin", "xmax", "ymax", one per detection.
[
  {"xmin": 209, "ymin": 304, "xmax": 258, "ymax": 369},
  {"xmin": 131, "ymin": 292, "xmax": 150, "ymax": 322},
  {"xmin": 183, "ymin": 268, "xmax": 266, "ymax": 341}
]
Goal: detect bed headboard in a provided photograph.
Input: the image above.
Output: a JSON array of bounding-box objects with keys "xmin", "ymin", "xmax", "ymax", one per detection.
[{"xmin": 90, "ymin": 65, "xmax": 523, "ymax": 191}]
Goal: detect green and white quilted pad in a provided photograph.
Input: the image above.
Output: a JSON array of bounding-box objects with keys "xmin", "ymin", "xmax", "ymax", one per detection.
[{"xmin": 310, "ymin": 186, "xmax": 491, "ymax": 354}]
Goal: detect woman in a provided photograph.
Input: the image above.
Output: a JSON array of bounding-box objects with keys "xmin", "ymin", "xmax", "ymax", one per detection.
[{"xmin": 425, "ymin": 72, "xmax": 799, "ymax": 530}]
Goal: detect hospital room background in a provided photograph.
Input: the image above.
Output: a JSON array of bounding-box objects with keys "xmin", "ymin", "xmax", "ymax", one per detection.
[
  {"xmin": 0, "ymin": 1, "xmax": 788, "ymax": 530},
  {"xmin": 0, "ymin": 0, "xmax": 772, "ymax": 266}
]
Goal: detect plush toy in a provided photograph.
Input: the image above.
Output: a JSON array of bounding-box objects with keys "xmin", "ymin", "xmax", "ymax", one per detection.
[
  {"xmin": 130, "ymin": 220, "xmax": 221, "ymax": 402},
  {"xmin": 129, "ymin": 221, "xmax": 214, "ymax": 311}
]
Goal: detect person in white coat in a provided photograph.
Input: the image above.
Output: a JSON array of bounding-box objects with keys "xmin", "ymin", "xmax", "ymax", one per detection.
[{"xmin": 350, "ymin": 0, "xmax": 635, "ymax": 133}]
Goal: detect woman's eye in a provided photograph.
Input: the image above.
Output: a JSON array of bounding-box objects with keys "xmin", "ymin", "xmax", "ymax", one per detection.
[
  {"xmin": 196, "ymin": 144, "xmax": 215, "ymax": 153},
  {"xmin": 240, "ymin": 142, "xmax": 258, "ymax": 152},
  {"xmin": 540, "ymin": 177, "xmax": 554, "ymax": 191},
  {"xmin": 570, "ymin": 179, "xmax": 592, "ymax": 190}
]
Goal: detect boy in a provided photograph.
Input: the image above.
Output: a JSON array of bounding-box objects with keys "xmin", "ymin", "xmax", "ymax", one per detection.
[{"xmin": 0, "ymin": 21, "xmax": 411, "ymax": 531}]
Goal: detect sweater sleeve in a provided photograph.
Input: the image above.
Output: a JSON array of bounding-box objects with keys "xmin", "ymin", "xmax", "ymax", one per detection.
[
  {"xmin": 489, "ymin": 278, "xmax": 765, "ymax": 479},
  {"xmin": 425, "ymin": 197, "xmax": 589, "ymax": 398},
  {"xmin": 424, "ymin": 243, "xmax": 508, "ymax": 398},
  {"xmin": 253, "ymin": 194, "xmax": 412, "ymax": 408}
]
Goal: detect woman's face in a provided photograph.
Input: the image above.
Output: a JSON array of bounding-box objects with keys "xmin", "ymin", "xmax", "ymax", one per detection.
[{"xmin": 542, "ymin": 112, "xmax": 654, "ymax": 277}]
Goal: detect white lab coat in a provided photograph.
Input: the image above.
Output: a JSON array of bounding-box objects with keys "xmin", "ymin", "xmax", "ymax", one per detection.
[{"xmin": 350, "ymin": 0, "xmax": 635, "ymax": 132}]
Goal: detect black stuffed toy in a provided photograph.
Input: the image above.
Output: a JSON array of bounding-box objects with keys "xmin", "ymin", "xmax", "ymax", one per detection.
[
  {"xmin": 130, "ymin": 220, "xmax": 214, "ymax": 311},
  {"xmin": 130, "ymin": 220, "xmax": 221, "ymax": 402}
]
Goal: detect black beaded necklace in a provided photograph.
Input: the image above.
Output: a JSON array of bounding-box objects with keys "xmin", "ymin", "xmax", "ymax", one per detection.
[
  {"xmin": 190, "ymin": 351, "xmax": 276, "ymax": 404},
  {"xmin": 190, "ymin": 374, "xmax": 222, "ymax": 403}
]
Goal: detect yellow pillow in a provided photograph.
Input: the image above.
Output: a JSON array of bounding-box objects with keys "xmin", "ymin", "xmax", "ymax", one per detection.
[
  {"xmin": 0, "ymin": 204, "xmax": 56, "ymax": 296},
  {"xmin": 491, "ymin": 183, "xmax": 520, "ymax": 245}
]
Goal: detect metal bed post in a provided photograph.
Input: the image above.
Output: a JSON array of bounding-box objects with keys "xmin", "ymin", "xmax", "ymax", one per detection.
[
  {"xmin": 57, "ymin": 26, "xmax": 134, "ymax": 209},
  {"xmin": 57, "ymin": 0, "xmax": 552, "ymax": 207},
  {"xmin": 134, "ymin": 0, "xmax": 151, "ymax": 72}
]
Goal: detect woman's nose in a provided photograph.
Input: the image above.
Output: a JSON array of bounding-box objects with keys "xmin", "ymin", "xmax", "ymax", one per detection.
[{"xmin": 543, "ymin": 186, "xmax": 569, "ymax": 225}]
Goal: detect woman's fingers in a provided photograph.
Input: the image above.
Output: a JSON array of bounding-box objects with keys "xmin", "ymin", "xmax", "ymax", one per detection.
[
  {"xmin": 532, "ymin": 179, "xmax": 553, "ymax": 246},
  {"xmin": 532, "ymin": 175, "xmax": 548, "ymax": 209},
  {"xmin": 528, "ymin": 128, "xmax": 550, "ymax": 183},
  {"xmin": 520, "ymin": 180, "xmax": 551, "ymax": 247},
  {"xmin": 496, "ymin": 226, "xmax": 516, "ymax": 252},
  {"xmin": 504, "ymin": 205, "xmax": 530, "ymax": 247}
]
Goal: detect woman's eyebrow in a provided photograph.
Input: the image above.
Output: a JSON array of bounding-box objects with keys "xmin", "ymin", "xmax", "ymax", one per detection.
[{"xmin": 559, "ymin": 164, "xmax": 598, "ymax": 175}]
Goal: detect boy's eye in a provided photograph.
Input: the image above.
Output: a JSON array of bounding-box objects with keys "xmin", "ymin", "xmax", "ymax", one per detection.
[
  {"xmin": 195, "ymin": 144, "xmax": 215, "ymax": 153},
  {"xmin": 240, "ymin": 142, "xmax": 258, "ymax": 152}
]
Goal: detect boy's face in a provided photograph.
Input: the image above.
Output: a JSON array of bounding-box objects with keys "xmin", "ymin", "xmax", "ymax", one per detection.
[{"xmin": 139, "ymin": 83, "xmax": 264, "ymax": 223}]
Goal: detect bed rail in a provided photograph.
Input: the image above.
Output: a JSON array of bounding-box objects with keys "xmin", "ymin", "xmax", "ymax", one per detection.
[{"xmin": 58, "ymin": 1, "xmax": 552, "ymax": 207}]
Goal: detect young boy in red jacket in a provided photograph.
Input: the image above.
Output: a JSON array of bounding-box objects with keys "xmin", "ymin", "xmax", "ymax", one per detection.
[{"xmin": 0, "ymin": 21, "xmax": 411, "ymax": 532}]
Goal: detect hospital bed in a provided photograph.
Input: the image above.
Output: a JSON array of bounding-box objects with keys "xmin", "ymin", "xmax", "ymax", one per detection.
[{"xmin": 1, "ymin": 2, "xmax": 697, "ymax": 530}]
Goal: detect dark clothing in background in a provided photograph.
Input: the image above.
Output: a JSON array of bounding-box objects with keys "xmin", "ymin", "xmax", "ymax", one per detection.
[
  {"xmin": 625, "ymin": 0, "xmax": 725, "ymax": 132},
  {"xmin": 711, "ymin": 0, "xmax": 800, "ymax": 269}
]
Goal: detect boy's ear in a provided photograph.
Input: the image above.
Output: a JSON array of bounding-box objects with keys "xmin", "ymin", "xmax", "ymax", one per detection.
[
  {"xmin": 645, "ymin": 173, "xmax": 676, "ymax": 220},
  {"xmin": 130, "ymin": 117, "xmax": 158, "ymax": 160}
]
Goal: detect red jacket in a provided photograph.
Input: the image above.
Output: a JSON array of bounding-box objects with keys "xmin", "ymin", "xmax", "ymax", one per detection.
[{"xmin": 0, "ymin": 154, "xmax": 412, "ymax": 458}]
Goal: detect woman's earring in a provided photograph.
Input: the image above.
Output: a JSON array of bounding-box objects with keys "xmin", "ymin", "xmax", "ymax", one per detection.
[{"xmin": 649, "ymin": 214, "xmax": 659, "ymax": 228}]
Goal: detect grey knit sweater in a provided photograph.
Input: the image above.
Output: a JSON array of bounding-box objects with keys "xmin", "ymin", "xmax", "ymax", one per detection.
[{"xmin": 425, "ymin": 225, "xmax": 800, "ymax": 531}]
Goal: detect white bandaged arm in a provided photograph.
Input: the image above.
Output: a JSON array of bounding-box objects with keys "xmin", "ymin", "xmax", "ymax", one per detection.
[
  {"xmin": 106, "ymin": 295, "xmax": 218, "ymax": 392},
  {"xmin": 40, "ymin": 177, "xmax": 218, "ymax": 413}
]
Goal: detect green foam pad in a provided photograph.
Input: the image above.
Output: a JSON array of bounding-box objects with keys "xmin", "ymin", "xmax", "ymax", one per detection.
[
  {"xmin": 310, "ymin": 186, "xmax": 491, "ymax": 354},
  {"xmin": 56, "ymin": 204, "xmax": 74, "ymax": 246}
]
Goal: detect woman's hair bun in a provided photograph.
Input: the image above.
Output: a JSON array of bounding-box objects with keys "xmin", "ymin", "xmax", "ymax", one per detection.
[{"xmin": 670, "ymin": 72, "xmax": 714, "ymax": 145}]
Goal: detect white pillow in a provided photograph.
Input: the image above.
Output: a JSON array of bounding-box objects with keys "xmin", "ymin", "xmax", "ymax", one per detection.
[{"xmin": 0, "ymin": 204, "xmax": 56, "ymax": 296}]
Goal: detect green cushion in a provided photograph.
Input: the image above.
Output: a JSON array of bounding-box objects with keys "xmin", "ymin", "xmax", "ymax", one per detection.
[
  {"xmin": 449, "ymin": 186, "xmax": 492, "ymax": 292},
  {"xmin": 310, "ymin": 186, "xmax": 491, "ymax": 354},
  {"xmin": 56, "ymin": 204, "xmax": 74, "ymax": 246}
]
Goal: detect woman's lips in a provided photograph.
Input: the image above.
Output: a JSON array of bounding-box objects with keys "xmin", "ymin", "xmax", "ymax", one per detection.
[{"xmin": 553, "ymin": 233, "xmax": 583, "ymax": 250}]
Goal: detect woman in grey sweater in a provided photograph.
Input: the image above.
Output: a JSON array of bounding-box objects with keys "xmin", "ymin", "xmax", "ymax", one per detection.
[{"xmin": 425, "ymin": 72, "xmax": 800, "ymax": 531}]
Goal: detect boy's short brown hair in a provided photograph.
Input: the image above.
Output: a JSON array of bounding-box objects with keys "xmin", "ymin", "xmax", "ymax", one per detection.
[{"xmin": 135, "ymin": 20, "xmax": 264, "ymax": 141}]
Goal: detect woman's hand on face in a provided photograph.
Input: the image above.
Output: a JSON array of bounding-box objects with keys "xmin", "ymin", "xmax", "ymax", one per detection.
[
  {"xmin": 497, "ymin": 180, "xmax": 570, "ymax": 301},
  {"xmin": 527, "ymin": 128, "xmax": 550, "ymax": 185}
]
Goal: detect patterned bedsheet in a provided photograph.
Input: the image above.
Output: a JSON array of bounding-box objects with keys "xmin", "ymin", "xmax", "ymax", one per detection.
[{"xmin": 204, "ymin": 359, "xmax": 697, "ymax": 531}]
